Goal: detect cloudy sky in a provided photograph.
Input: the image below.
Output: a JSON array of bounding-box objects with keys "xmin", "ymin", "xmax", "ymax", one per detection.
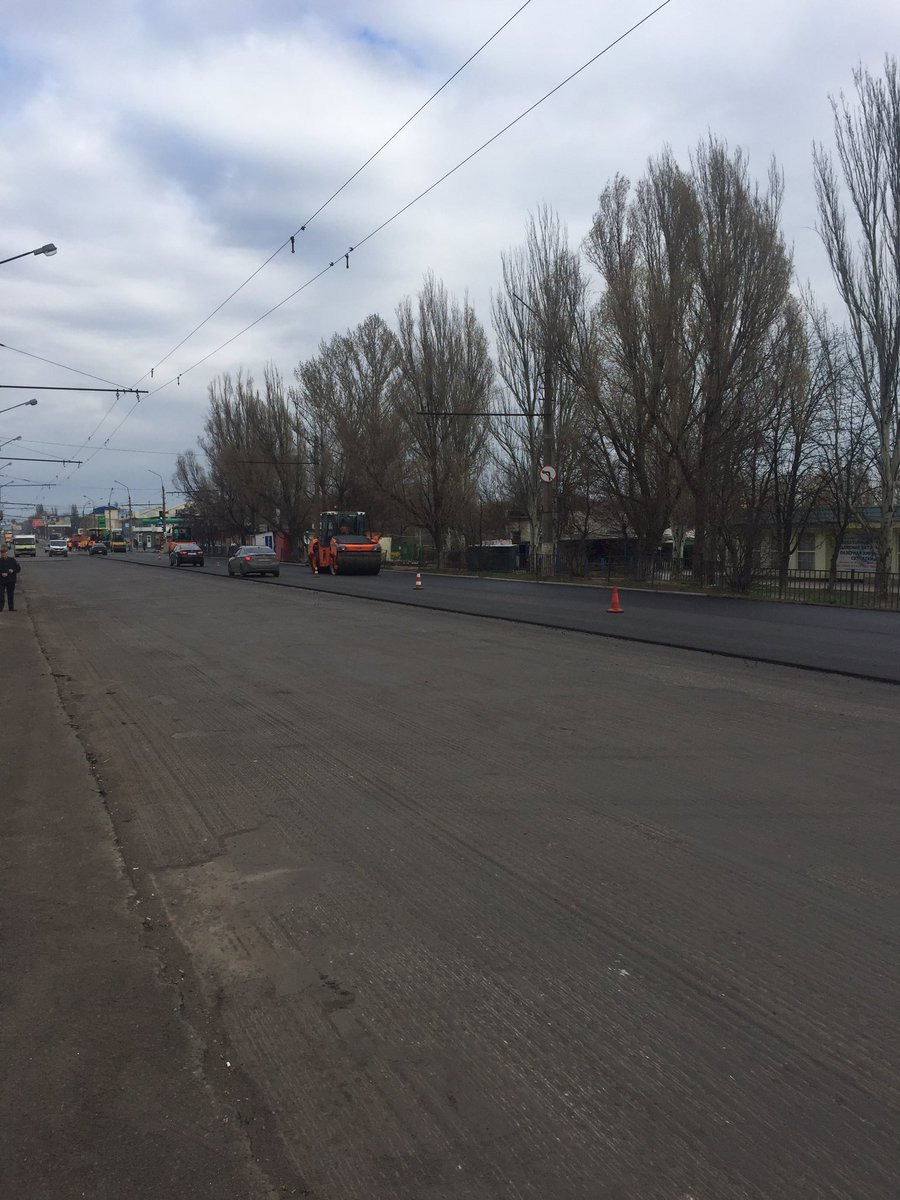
[{"xmin": 1, "ymin": 0, "xmax": 897, "ymax": 518}]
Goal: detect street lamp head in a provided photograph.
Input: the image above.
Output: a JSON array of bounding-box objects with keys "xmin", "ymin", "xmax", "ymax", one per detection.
[
  {"xmin": 0, "ymin": 398, "xmax": 38, "ymax": 416},
  {"xmin": 0, "ymin": 243, "xmax": 58, "ymax": 267},
  {"xmin": 27, "ymin": 398, "xmax": 38, "ymax": 406}
]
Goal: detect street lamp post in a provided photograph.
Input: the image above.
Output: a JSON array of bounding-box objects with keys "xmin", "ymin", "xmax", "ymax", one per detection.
[
  {"xmin": 0, "ymin": 463, "xmax": 13, "ymax": 523},
  {"xmin": 114, "ymin": 480, "xmax": 133, "ymax": 548},
  {"xmin": 148, "ymin": 469, "xmax": 166, "ymax": 554},
  {"xmin": 0, "ymin": 436, "xmax": 22, "ymax": 452},
  {"xmin": 0, "ymin": 244, "xmax": 57, "ymax": 267},
  {"xmin": 0, "ymin": 398, "xmax": 38, "ymax": 418}
]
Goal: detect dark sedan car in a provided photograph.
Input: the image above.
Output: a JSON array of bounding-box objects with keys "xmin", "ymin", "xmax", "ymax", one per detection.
[
  {"xmin": 227, "ymin": 545, "xmax": 280, "ymax": 578},
  {"xmin": 89, "ymin": 541, "xmax": 108, "ymax": 556},
  {"xmin": 169, "ymin": 542, "xmax": 204, "ymax": 567}
]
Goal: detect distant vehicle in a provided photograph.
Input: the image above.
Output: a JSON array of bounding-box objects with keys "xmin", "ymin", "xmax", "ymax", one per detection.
[
  {"xmin": 165, "ymin": 522, "xmax": 193, "ymax": 552},
  {"xmin": 227, "ymin": 546, "xmax": 280, "ymax": 578},
  {"xmin": 169, "ymin": 543, "xmax": 204, "ymax": 567},
  {"xmin": 47, "ymin": 539, "xmax": 69, "ymax": 557},
  {"xmin": 12, "ymin": 534, "xmax": 37, "ymax": 557},
  {"xmin": 307, "ymin": 511, "xmax": 382, "ymax": 576},
  {"xmin": 109, "ymin": 534, "xmax": 127, "ymax": 553},
  {"xmin": 89, "ymin": 541, "xmax": 108, "ymax": 556}
]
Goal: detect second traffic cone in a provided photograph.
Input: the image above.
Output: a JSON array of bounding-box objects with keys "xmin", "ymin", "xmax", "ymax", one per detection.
[
  {"xmin": 414, "ymin": 572, "xmax": 424, "ymax": 590},
  {"xmin": 607, "ymin": 586, "xmax": 623, "ymax": 614}
]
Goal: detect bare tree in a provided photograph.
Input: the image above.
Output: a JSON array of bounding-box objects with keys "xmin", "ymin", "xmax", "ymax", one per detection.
[
  {"xmin": 293, "ymin": 314, "xmax": 404, "ymax": 531},
  {"xmin": 814, "ymin": 56, "xmax": 900, "ymax": 588},
  {"xmin": 179, "ymin": 369, "xmax": 313, "ymax": 557},
  {"xmin": 173, "ymin": 449, "xmax": 223, "ymax": 543},
  {"xmin": 491, "ymin": 206, "xmax": 586, "ymax": 568},
  {"xmin": 762, "ymin": 300, "xmax": 827, "ymax": 587},
  {"xmin": 393, "ymin": 274, "xmax": 494, "ymax": 566},
  {"xmin": 809, "ymin": 307, "xmax": 876, "ymax": 585},
  {"xmin": 292, "ymin": 352, "xmax": 353, "ymax": 512},
  {"xmin": 579, "ymin": 154, "xmax": 697, "ymax": 577},
  {"xmin": 679, "ymin": 138, "xmax": 794, "ymax": 580}
]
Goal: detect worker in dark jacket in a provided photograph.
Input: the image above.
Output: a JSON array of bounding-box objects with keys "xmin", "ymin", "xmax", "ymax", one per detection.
[{"xmin": 0, "ymin": 546, "xmax": 21, "ymax": 611}]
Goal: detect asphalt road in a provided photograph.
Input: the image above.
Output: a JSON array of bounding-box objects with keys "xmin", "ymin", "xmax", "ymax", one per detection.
[
  {"xmin": 25, "ymin": 554, "xmax": 900, "ymax": 1198},
  {"xmin": 121, "ymin": 550, "xmax": 900, "ymax": 684}
]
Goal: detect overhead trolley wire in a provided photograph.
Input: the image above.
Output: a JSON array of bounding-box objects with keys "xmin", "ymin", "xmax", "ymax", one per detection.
[
  {"xmin": 59, "ymin": 1, "xmax": 535, "ymax": 487},
  {"xmin": 62, "ymin": 0, "xmax": 673, "ymax": 483},
  {"xmin": 0, "ymin": 341, "xmax": 129, "ymax": 390},
  {"xmin": 144, "ymin": 0, "xmax": 675, "ymax": 398},
  {"xmin": 8, "ymin": 438, "xmax": 182, "ymax": 456},
  {"xmin": 131, "ymin": 0, "xmax": 535, "ymax": 390}
]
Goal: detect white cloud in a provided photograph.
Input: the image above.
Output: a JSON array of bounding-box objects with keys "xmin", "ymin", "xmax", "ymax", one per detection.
[{"xmin": 1, "ymin": 0, "xmax": 898, "ymax": 511}]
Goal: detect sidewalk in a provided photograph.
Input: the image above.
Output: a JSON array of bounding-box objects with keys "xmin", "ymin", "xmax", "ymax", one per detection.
[{"xmin": 0, "ymin": 595, "xmax": 277, "ymax": 1199}]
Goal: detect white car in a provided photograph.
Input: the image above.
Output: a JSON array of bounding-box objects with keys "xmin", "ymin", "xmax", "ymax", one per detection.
[{"xmin": 47, "ymin": 539, "xmax": 69, "ymax": 557}]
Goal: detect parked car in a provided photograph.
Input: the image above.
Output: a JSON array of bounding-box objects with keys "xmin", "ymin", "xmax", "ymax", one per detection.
[
  {"xmin": 89, "ymin": 541, "xmax": 108, "ymax": 556},
  {"xmin": 227, "ymin": 545, "xmax": 280, "ymax": 578},
  {"xmin": 47, "ymin": 539, "xmax": 69, "ymax": 557},
  {"xmin": 169, "ymin": 542, "xmax": 204, "ymax": 567}
]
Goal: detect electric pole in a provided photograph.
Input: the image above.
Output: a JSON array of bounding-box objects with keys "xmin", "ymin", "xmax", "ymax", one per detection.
[{"xmin": 148, "ymin": 469, "xmax": 166, "ymax": 552}]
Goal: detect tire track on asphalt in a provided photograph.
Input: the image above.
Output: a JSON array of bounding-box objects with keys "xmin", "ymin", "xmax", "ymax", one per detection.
[
  {"xmin": 29, "ymin": 556, "xmax": 900, "ymax": 1199},
  {"xmin": 159, "ymin": 658, "xmax": 899, "ymax": 1197}
]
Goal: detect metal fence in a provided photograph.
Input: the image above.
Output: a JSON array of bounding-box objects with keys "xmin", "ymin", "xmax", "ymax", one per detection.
[{"xmin": 587, "ymin": 557, "xmax": 900, "ymax": 611}]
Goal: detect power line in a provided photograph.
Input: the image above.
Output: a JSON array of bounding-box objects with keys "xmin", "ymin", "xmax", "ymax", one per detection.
[
  {"xmin": 0, "ymin": 342, "xmax": 130, "ymax": 389},
  {"xmin": 130, "ymin": 1, "xmax": 535, "ymax": 390},
  {"xmin": 144, "ymin": 0, "xmax": 674, "ymax": 399},
  {"xmin": 10, "ymin": 438, "xmax": 182, "ymax": 455},
  {"xmin": 1, "ymin": 456, "xmax": 82, "ymax": 463},
  {"xmin": 59, "ymin": 0, "xmax": 674, "ymax": 483},
  {"xmin": 0, "ymin": 384, "xmax": 145, "ymax": 395}
]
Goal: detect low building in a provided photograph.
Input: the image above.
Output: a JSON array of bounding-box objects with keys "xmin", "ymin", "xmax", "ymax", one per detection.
[{"xmin": 763, "ymin": 509, "xmax": 900, "ymax": 575}]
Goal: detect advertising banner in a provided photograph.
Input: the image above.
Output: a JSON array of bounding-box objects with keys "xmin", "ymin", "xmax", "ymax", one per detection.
[{"xmin": 836, "ymin": 533, "xmax": 877, "ymax": 573}]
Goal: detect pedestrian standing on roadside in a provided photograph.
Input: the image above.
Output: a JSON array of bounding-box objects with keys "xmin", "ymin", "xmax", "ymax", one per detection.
[{"xmin": 0, "ymin": 546, "xmax": 21, "ymax": 612}]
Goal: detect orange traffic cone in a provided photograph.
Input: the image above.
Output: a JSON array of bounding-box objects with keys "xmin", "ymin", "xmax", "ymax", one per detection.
[
  {"xmin": 607, "ymin": 586, "xmax": 623, "ymax": 614},
  {"xmin": 414, "ymin": 572, "xmax": 424, "ymax": 590}
]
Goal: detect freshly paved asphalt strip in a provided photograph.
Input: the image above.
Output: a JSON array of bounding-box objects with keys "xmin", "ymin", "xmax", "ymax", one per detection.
[
  {"xmin": 21, "ymin": 554, "xmax": 900, "ymax": 1198},
  {"xmin": 120, "ymin": 550, "xmax": 900, "ymax": 683}
]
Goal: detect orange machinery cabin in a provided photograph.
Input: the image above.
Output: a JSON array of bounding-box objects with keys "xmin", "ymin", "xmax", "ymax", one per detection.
[{"xmin": 307, "ymin": 511, "xmax": 382, "ymax": 576}]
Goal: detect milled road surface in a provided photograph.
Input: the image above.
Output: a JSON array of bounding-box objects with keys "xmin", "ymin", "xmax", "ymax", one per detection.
[
  {"xmin": 24, "ymin": 554, "xmax": 900, "ymax": 1198},
  {"xmin": 123, "ymin": 550, "xmax": 900, "ymax": 683}
]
